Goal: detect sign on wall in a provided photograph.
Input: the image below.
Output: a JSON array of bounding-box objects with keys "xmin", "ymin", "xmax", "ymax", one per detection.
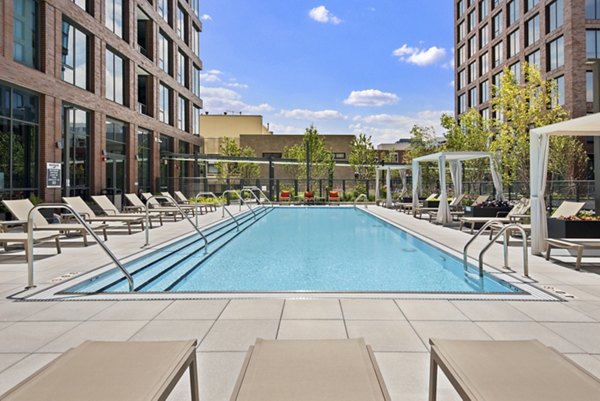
[{"xmin": 46, "ymin": 163, "xmax": 62, "ymax": 188}]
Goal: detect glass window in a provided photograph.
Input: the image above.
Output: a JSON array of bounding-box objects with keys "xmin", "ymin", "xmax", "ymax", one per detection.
[
  {"xmin": 458, "ymin": 0, "xmax": 465, "ymax": 17},
  {"xmin": 158, "ymin": 0, "xmax": 170, "ymax": 23},
  {"xmin": 510, "ymin": 62, "xmax": 521, "ymax": 83},
  {"xmin": 492, "ymin": 0, "xmax": 501, "ymax": 9},
  {"xmin": 458, "ymin": 21, "xmax": 466, "ymax": 41},
  {"xmin": 192, "ymin": 25, "xmax": 201, "ymax": 58},
  {"xmin": 193, "ymin": 65, "xmax": 201, "ymax": 97},
  {"xmin": 458, "ymin": 93, "xmax": 467, "ymax": 114},
  {"xmin": 159, "ymin": 134, "xmax": 173, "ymax": 189},
  {"xmin": 62, "ymin": 104, "xmax": 89, "ymax": 197},
  {"xmin": 13, "ymin": 0, "xmax": 38, "ymax": 68},
  {"xmin": 526, "ymin": 0, "xmax": 540, "ymax": 12},
  {"xmin": 492, "ymin": 11, "xmax": 503, "ymax": 38},
  {"xmin": 158, "ymin": 31, "xmax": 171, "ymax": 74},
  {"xmin": 159, "ymin": 83, "xmax": 171, "ymax": 125},
  {"xmin": 105, "ymin": 118, "xmax": 126, "ymax": 155},
  {"xmin": 468, "ymin": 35, "xmax": 477, "ymax": 58},
  {"xmin": 554, "ymin": 75, "xmax": 565, "ymax": 105},
  {"xmin": 105, "ymin": 48, "xmax": 125, "ymax": 104},
  {"xmin": 508, "ymin": 29, "xmax": 520, "ymax": 57},
  {"xmin": 458, "ymin": 69, "xmax": 466, "ymax": 89},
  {"xmin": 468, "ymin": 10, "xmax": 476, "ymax": 30},
  {"xmin": 587, "ymin": 71, "xmax": 594, "ymax": 103},
  {"xmin": 469, "ymin": 61, "xmax": 477, "ymax": 83},
  {"xmin": 480, "ymin": 24, "xmax": 489, "ymax": 48},
  {"xmin": 177, "ymin": 96, "xmax": 187, "ymax": 131},
  {"xmin": 587, "ymin": 30, "xmax": 600, "ymax": 59},
  {"xmin": 480, "ymin": 80, "xmax": 490, "ymax": 102},
  {"xmin": 547, "ymin": 0, "xmax": 563, "ymax": 33},
  {"xmin": 192, "ymin": 105, "xmax": 201, "ymax": 135},
  {"xmin": 507, "ymin": 0, "xmax": 519, "ymax": 25},
  {"xmin": 105, "ymin": 0, "xmax": 123, "ymax": 38},
  {"xmin": 588, "ymin": 0, "xmax": 600, "ymax": 19},
  {"xmin": 177, "ymin": 6, "xmax": 187, "ymax": 42},
  {"xmin": 469, "ymin": 87, "xmax": 478, "ymax": 107},
  {"xmin": 526, "ymin": 49, "xmax": 541, "ymax": 68},
  {"xmin": 72, "ymin": 0, "xmax": 89, "ymax": 11},
  {"xmin": 480, "ymin": 52, "xmax": 489, "ymax": 75},
  {"xmin": 177, "ymin": 51, "xmax": 187, "ymax": 87},
  {"xmin": 548, "ymin": 35, "xmax": 564, "ymax": 70},
  {"xmin": 481, "ymin": 108, "xmax": 490, "ymax": 120},
  {"xmin": 479, "ymin": 0, "xmax": 489, "ymax": 20},
  {"xmin": 493, "ymin": 71, "xmax": 503, "ymax": 88},
  {"xmin": 493, "ymin": 41, "xmax": 503, "ymax": 67},
  {"xmin": 137, "ymin": 128, "xmax": 151, "ymax": 193},
  {"xmin": 61, "ymin": 21, "xmax": 88, "ymax": 90},
  {"xmin": 526, "ymin": 14, "xmax": 540, "ymax": 46},
  {"xmin": 191, "ymin": 0, "xmax": 200, "ymax": 18}
]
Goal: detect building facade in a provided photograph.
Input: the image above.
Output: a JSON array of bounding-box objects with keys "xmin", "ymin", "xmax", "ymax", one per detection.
[
  {"xmin": 0, "ymin": 0, "xmax": 203, "ymax": 205},
  {"xmin": 200, "ymin": 114, "xmax": 272, "ymax": 154},
  {"xmin": 454, "ymin": 0, "xmax": 600, "ymax": 119}
]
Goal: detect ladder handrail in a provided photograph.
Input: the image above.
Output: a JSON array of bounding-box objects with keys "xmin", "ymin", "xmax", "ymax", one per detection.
[
  {"xmin": 478, "ymin": 224, "xmax": 529, "ymax": 277},
  {"xmin": 462, "ymin": 219, "xmax": 498, "ymax": 271},
  {"xmin": 354, "ymin": 194, "xmax": 368, "ymax": 208},
  {"xmin": 240, "ymin": 188, "xmax": 266, "ymax": 211},
  {"xmin": 26, "ymin": 203, "xmax": 134, "ymax": 291},
  {"xmin": 223, "ymin": 189, "xmax": 257, "ymax": 219},
  {"xmin": 144, "ymin": 195, "xmax": 208, "ymax": 254},
  {"xmin": 242, "ymin": 186, "xmax": 274, "ymax": 207},
  {"xmin": 194, "ymin": 191, "xmax": 240, "ymax": 231}
]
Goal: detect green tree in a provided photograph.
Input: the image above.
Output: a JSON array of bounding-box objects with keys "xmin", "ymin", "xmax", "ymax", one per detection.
[
  {"xmin": 490, "ymin": 63, "xmax": 572, "ymax": 186},
  {"xmin": 282, "ymin": 125, "xmax": 334, "ymax": 183},
  {"xmin": 349, "ymin": 133, "xmax": 376, "ymax": 180},
  {"xmin": 403, "ymin": 124, "xmax": 440, "ymax": 194},
  {"xmin": 216, "ymin": 137, "xmax": 260, "ymax": 179}
]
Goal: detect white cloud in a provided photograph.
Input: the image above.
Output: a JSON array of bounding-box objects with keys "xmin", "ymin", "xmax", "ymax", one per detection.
[
  {"xmin": 201, "ymin": 14, "xmax": 212, "ymax": 21},
  {"xmin": 226, "ymin": 82, "xmax": 249, "ymax": 89},
  {"xmin": 309, "ymin": 6, "xmax": 341, "ymax": 24},
  {"xmin": 343, "ymin": 89, "xmax": 399, "ymax": 107},
  {"xmin": 449, "ymin": 80, "xmax": 455, "ymax": 88},
  {"xmin": 201, "ymin": 86, "xmax": 273, "ymax": 114},
  {"xmin": 201, "ymin": 69, "xmax": 222, "ymax": 82},
  {"xmin": 392, "ymin": 44, "xmax": 447, "ymax": 66},
  {"xmin": 278, "ymin": 108, "xmax": 346, "ymax": 120},
  {"xmin": 268, "ymin": 123, "xmax": 306, "ymax": 134}
]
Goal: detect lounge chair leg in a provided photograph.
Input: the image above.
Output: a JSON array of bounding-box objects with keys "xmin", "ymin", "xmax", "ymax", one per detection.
[
  {"xmin": 103, "ymin": 228, "xmax": 107, "ymax": 241},
  {"xmin": 82, "ymin": 232, "xmax": 88, "ymax": 246},
  {"xmin": 127, "ymin": 223, "xmax": 132, "ymax": 235},
  {"xmin": 428, "ymin": 352, "xmax": 438, "ymax": 401},
  {"xmin": 189, "ymin": 353, "xmax": 200, "ymax": 401},
  {"xmin": 576, "ymin": 247, "xmax": 583, "ymax": 271},
  {"xmin": 545, "ymin": 244, "xmax": 552, "ymax": 260},
  {"xmin": 55, "ymin": 237, "xmax": 61, "ymax": 254}
]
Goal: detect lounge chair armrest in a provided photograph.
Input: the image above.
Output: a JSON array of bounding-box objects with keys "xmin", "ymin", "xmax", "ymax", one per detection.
[
  {"xmin": 123, "ymin": 205, "xmax": 143, "ymax": 212},
  {"xmin": 495, "ymin": 211, "xmax": 509, "ymax": 217},
  {"xmin": 103, "ymin": 210, "xmax": 118, "ymax": 216}
]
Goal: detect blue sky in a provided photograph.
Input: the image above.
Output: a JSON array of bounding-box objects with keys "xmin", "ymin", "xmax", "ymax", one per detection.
[{"xmin": 199, "ymin": 1, "xmax": 455, "ymax": 145}]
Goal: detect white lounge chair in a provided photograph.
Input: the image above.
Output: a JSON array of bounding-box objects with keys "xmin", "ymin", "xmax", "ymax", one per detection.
[
  {"xmin": 124, "ymin": 193, "xmax": 184, "ymax": 222},
  {"xmin": 160, "ymin": 192, "xmax": 207, "ymax": 214},
  {"xmin": 459, "ymin": 198, "xmax": 531, "ymax": 234},
  {"xmin": 91, "ymin": 195, "xmax": 163, "ymax": 227},
  {"xmin": 0, "ymin": 232, "xmax": 61, "ymax": 262},
  {"xmin": 63, "ymin": 197, "xmax": 145, "ymax": 235},
  {"xmin": 2, "ymin": 199, "xmax": 107, "ymax": 246},
  {"xmin": 545, "ymin": 238, "xmax": 600, "ymax": 270}
]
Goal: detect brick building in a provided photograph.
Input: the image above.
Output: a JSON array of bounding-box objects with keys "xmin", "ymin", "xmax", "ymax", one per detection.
[
  {"xmin": 0, "ymin": 0, "xmax": 203, "ymax": 205},
  {"xmin": 454, "ymin": 0, "xmax": 600, "ymax": 119}
]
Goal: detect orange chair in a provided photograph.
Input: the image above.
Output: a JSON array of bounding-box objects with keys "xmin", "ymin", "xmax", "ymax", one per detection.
[
  {"xmin": 304, "ymin": 191, "xmax": 315, "ymax": 203},
  {"xmin": 329, "ymin": 191, "xmax": 340, "ymax": 203},
  {"xmin": 279, "ymin": 191, "xmax": 291, "ymax": 202}
]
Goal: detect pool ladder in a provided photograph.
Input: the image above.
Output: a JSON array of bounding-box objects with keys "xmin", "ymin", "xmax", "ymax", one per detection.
[
  {"xmin": 354, "ymin": 194, "xmax": 368, "ymax": 208},
  {"xmin": 463, "ymin": 220, "xmax": 529, "ymax": 277}
]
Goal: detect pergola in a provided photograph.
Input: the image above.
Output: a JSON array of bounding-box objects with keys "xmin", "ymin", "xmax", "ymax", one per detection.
[
  {"xmin": 374, "ymin": 165, "xmax": 412, "ymax": 207},
  {"xmin": 411, "ymin": 151, "xmax": 504, "ymax": 225},
  {"xmin": 530, "ymin": 113, "xmax": 600, "ymax": 255}
]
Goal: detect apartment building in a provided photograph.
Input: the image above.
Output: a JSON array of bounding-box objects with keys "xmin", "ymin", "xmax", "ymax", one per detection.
[
  {"xmin": 0, "ymin": 0, "xmax": 203, "ymax": 204},
  {"xmin": 454, "ymin": 0, "xmax": 600, "ymax": 119}
]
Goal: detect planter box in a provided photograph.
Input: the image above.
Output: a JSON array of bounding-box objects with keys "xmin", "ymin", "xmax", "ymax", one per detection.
[
  {"xmin": 547, "ymin": 218, "xmax": 600, "ymax": 238},
  {"xmin": 463, "ymin": 206, "xmax": 512, "ymax": 218}
]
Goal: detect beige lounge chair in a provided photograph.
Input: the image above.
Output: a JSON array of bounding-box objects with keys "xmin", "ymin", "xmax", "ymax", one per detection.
[
  {"xmin": 160, "ymin": 192, "xmax": 206, "ymax": 214},
  {"xmin": 0, "ymin": 232, "xmax": 61, "ymax": 262},
  {"xmin": 63, "ymin": 197, "xmax": 144, "ymax": 235},
  {"xmin": 398, "ymin": 193, "xmax": 438, "ymax": 213},
  {"xmin": 459, "ymin": 198, "xmax": 531, "ymax": 234},
  {"xmin": 231, "ymin": 338, "xmax": 391, "ymax": 401},
  {"xmin": 124, "ymin": 193, "xmax": 184, "ymax": 222},
  {"xmin": 2, "ymin": 199, "xmax": 107, "ymax": 246},
  {"xmin": 91, "ymin": 195, "xmax": 163, "ymax": 227},
  {"xmin": 142, "ymin": 192, "xmax": 193, "ymax": 219},
  {"xmin": 545, "ymin": 238, "xmax": 600, "ymax": 270},
  {"xmin": 0, "ymin": 340, "xmax": 199, "ymax": 401},
  {"xmin": 429, "ymin": 338, "xmax": 600, "ymax": 401},
  {"xmin": 415, "ymin": 193, "xmax": 466, "ymax": 220}
]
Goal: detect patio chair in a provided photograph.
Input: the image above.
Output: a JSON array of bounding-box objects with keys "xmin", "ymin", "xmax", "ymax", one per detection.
[
  {"xmin": 545, "ymin": 238, "xmax": 600, "ymax": 270},
  {"xmin": 329, "ymin": 190, "xmax": 341, "ymax": 203},
  {"xmin": 143, "ymin": 192, "xmax": 195, "ymax": 217},
  {"xmin": 304, "ymin": 191, "xmax": 315, "ymax": 204},
  {"xmin": 415, "ymin": 193, "xmax": 466, "ymax": 220},
  {"xmin": 178, "ymin": 190, "xmax": 217, "ymax": 212},
  {"xmin": 124, "ymin": 193, "xmax": 183, "ymax": 222},
  {"xmin": 63, "ymin": 197, "xmax": 145, "ymax": 235},
  {"xmin": 159, "ymin": 192, "xmax": 206, "ymax": 214},
  {"xmin": 0, "ymin": 231, "xmax": 61, "ymax": 262},
  {"xmin": 459, "ymin": 198, "xmax": 531, "ymax": 234},
  {"xmin": 399, "ymin": 193, "xmax": 438, "ymax": 213},
  {"xmin": 230, "ymin": 338, "xmax": 391, "ymax": 401},
  {"xmin": 429, "ymin": 338, "xmax": 600, "ymax": 401},
  {"xmin": 91, "ymin": 195, "xmax": 163, "ymax": 227},
  {"xmin": 279, "ymin": 191, "xmax": 292, "ymax": 203},
  {"xmin": 2, "ymin": 199, "xmax": 107, "ymax": 246},
  {"xmin": 0, "ymin": 340, "xmax": 199, "ymax": 401}
]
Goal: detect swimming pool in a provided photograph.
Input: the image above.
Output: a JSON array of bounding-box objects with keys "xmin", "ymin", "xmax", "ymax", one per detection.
[{"xmin": 65, "ymin": 207, "xmax": 522, "ymax": 294}]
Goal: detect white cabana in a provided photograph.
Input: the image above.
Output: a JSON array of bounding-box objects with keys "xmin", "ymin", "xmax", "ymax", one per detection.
[
  {"xmin": 530, "ymin": 113, "xmax": 600, "ymax": 255},
  {"xmin": 375, "ymin": 165, "xmax": 412, "ymax": 207},
  {"xmin": 411, "ymin": 151, "xmax": 504, "ymax": 225}
]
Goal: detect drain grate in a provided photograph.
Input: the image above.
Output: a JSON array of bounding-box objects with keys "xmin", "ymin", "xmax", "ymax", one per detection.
[
  {"xmin": 51, "ymin": 272, "xmax": 81, "ymax": 283},
  {"xmin": 542, "ymin": 285, "xmax": 576, "ymax": 299}
]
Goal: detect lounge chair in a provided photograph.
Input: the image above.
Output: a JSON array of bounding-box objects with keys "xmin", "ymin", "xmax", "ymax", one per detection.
[
  {"xmin": 459, "ymin": 198, "xmax": 531, "ymax": 234},
  {"xmin": 144, "ymin": 192, "xmax": 197, "ymax": 217},
  {"xmin": 329, "ymin": 190, "xmax": 341, "ymax": 203},
  {"xmin": 178, "ymin": 190, "xmax": 217, "ymax": 212},
  {"xmin": 429, "ymin": 338, "xmax": 600, "ymax": 401},
  {"xmin": 160, "ymin": 192, "xmax": 206, "ymax": 214},
  {"xmin": 398, "ymin": 193, "xmax": 438, "ymax": 213},
  {"xmin": 124, "ymin": 193, "xmax": 184, "ymax": 222},
  {"xmin": 0, "ymin": 232, "xmax": 61, "ymax": 262},
  {"xmin": 304, "ymin": 191, "xmax": 315, "ymax": 204},
  {"xmin": 91, "ymin": 195, "xmax": 163, "ymax": 227},
  {"xmin": 415, "ymin": 193, "xmax": 466, "ymax": 220},
  {"xmin": 0, "ymin": 340, "xmax": 199, "ymax": 401},
  {"xmin": 63, "ymin": 197, "xmax": 145, "ymax": 235},
  {"xmin": 545, "ymin": 238, "xmax": 600, "ymax": 270},
  {"xmin": 231, "ymin": 338, "xmax": 391, "ymax": 401},
  {"xmin": 2, "ymin": 199, "xmax": 107, "ymax": 246},
  {"xmin": 279, "ymin": 191, "xmax": 292, "ymax": 203}
]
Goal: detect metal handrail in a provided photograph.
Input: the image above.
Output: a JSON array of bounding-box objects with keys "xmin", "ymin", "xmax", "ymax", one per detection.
[
  {"xmin": 242, "ymin": 186, "xmax": 274, "ymax": 207},
  {"xmin": 144, "ymin": 195, "xmax": 208, "ymax": 254},
  {"xmin": 240, "ymin": 188, "xmax": 266, "ymax": 211},
  {"xmin": 195, "ymin": 191, "xmax": 240, "ymax": 231},
  {"xmin": 224, "ymin": 189, "xmax": 257, "ymax": 219},
  {"xmin": 26, "ymin": 204, "xmax": 134, "ymax": 291},
  {"xmin": 478, "ymin": 224, "xmax": 529, "ymax": 277},
  {"xmin": 462, "ymin": 220, "xmax": 498, "ymax": 272},
  {"xmin": 354, "ymin": 194, "xmax": 368, "ymax": 208}
]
